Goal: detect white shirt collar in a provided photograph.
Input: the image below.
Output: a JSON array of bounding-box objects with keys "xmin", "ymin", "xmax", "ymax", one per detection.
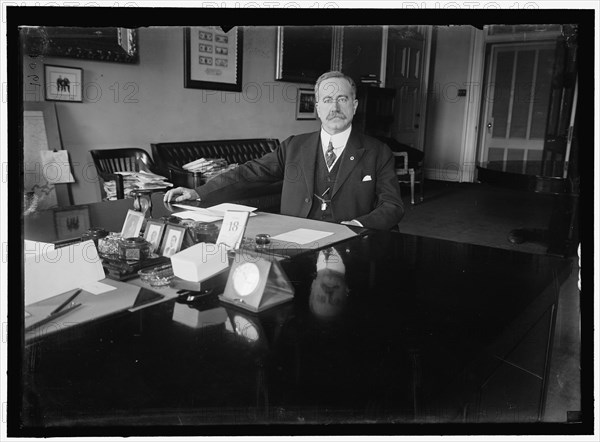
[{"xmin": 320, "ymin": 125, "xmax": 352, "ymax": 151}]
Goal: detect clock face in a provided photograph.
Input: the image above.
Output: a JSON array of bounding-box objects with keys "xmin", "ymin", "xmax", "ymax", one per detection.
[
  {"xmin": 233, "ymin": 315, "xmax": 259, "ymax": 342},
  {"xmin": 232, "ymin": 262, "xmax": 260, "ymax": 296}
]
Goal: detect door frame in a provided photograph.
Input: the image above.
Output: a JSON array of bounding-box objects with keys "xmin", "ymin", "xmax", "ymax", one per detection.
[
  {"xmin": 459, "ymin": 27, "xmax": 485, "ymax": 182},
  {"xmin": 462, "ymin": 27, "xmax": 562, "ymax": 183}
]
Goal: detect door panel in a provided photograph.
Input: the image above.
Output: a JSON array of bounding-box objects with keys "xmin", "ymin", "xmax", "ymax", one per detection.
[
  {"xmin": 480, "ymin": 42, "xmax": 556, "ymax": 172},
  {"xmin": 386, "ymin": 26, "xmax": 429, "ymax": 149}
]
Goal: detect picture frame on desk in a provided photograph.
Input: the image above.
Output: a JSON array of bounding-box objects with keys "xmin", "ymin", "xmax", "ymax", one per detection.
[
  {"xmin": 184, "ymin": 26, "xmax": 243, "ymax": 92},
  {"xmin": 121, "ymin": 209, "xmax": 145, "ymax": 239},
  {"xmin": 143, "ymin": 219, "xmax": 165, "ymax": 254},
  {"xmin": 54, "ymin": 205, "xmax": 90, "ymax": 241},
  {"xmin": 161, "ymin": 224, "xmax": 186, "ymax": 258},
  {"xmin": 295, "ymin": 88, "xmax": 317, "ymax": 120},
  {"xmin": 44, "ymin": 64, "xmax": 83, "ymax": 102}
]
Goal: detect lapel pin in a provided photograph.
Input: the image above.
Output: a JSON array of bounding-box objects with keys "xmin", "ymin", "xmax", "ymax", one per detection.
[{"xmin": 350, "ymin": 156, "xmax": 354, "ymax": 161}]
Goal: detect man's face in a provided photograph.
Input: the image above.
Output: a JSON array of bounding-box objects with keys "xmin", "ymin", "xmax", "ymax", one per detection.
[{"xmin": 315, "ymin": 77, "xmax": 358, "ymax": 135}]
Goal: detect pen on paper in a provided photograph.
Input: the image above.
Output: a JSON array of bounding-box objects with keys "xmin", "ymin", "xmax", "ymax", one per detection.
[{"xmin": 50, "ymin": 289, "xmax": 82, "ymax": 316}]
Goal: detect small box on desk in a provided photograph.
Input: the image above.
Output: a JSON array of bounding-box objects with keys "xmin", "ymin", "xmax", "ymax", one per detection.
[
  {"xmin": 170, "ymin": 242, "xmax": 230, "ymax": 290},
  {"xmin": 170, "ymin": 268, "xmax": 229, "ymax": 292}
]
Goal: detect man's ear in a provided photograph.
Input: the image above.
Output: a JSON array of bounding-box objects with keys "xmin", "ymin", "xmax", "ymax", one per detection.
[{"xmin": 352, "ymin": 99, "xmax": 358, "ymax": 114}]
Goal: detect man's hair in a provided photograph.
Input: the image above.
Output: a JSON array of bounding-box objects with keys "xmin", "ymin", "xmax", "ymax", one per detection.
[{"xmin": 314, "ymin": 71, "xmax": 356, "ymax": 101}]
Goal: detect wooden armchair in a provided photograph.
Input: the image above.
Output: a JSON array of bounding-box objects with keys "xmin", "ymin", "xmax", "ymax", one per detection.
[
  {"xmin": 393, "ymin": 151, "xmax": 424, "ymax": 205},
  {"xmin": 90, "ymin": 148, "xmax": 156, "ymax": 200},
  {"xmin": 377, "ymin": 137, "xmax": 424, "ymax": 205}
]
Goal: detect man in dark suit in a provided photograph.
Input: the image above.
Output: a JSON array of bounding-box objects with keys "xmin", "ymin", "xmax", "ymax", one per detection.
[{"xmin": 164, "ymin": 71, "xmax": 403, "ymax": 230}]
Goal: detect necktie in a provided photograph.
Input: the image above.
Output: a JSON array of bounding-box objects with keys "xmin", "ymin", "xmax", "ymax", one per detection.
[{"xmin": 326, "ymin": 140, "xmax": 336, "ymax": 168}]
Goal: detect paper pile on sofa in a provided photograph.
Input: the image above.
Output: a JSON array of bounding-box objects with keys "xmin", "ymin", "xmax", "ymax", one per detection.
[{"xmin": 182, "ymin": 158, "xmax": 237, "ymax": 181}]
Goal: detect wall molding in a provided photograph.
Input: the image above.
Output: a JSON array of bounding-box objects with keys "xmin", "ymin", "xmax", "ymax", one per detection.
[{"xmin": 424, "ymin": 167, "xmax": 461, "ymax": 182}]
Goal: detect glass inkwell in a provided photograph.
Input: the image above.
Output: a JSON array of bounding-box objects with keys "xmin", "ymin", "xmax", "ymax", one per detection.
[
  {"xmin": 118, "ymin": 237, "xmax": 151, "ymax": 261},
  {"xmin": 192, "ymin": 222, "xmax": 219, "ymax": 244}
]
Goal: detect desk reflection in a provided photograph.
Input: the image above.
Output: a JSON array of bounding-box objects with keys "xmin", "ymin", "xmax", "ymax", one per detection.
[{"xmin": 309, "ymin": 247, "xmax": 349, "ymax": 321}]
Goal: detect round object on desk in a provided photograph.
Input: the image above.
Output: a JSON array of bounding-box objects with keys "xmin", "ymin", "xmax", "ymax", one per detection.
[
  {"xmin": 255, "ymin": 233, "xmax": 271, "ymax": 248},
  {"xmin": 192, "ymin": 222, "xmax": 219, "ymax": 244},
  {"xmin": 232, "ymin": 262, "xmax": 261, "ymax": 297},
  {"xmin": 138, "ymin": 263, "xmax": 174, "ymax": 287}
]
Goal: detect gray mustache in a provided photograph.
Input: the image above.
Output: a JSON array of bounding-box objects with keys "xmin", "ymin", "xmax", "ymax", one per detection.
[{"xmin": 328, "ymin": 114, "xmax": 346, "ymax": 120}]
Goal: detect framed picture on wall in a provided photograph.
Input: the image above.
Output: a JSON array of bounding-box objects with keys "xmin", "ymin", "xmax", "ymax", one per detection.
[
  {"xmin": 296, "ymin": 89, "xmax": 317, "ymax": 120},
  {"xmin": 276, "ymin": 26, "xmax": 335, "ymax": 84},
  {"xmin": 44, "ymin": 64, "xmax": 83, "ymax": 102},
  {"xmin": 184, "ymin": 26, "xmax": 243, "ymax": 91}
]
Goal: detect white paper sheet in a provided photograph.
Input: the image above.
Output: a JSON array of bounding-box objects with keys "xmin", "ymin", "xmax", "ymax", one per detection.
[
  {"xmin": 270, "ymin": 228, "xmax": 334, "ymax": 245},
  {"xmin": 24, "ymin": 240, "xmax": 106, "ymax": 306},
  {"xmin": 204, "ymin": 203, "xmax": 257, "ymax": 217},
  {"xmin": 173, "ymin": 203, "xmax": 257, "ymax": 218},
  {"xmin": 172, "ymin": 210, "xmax": 221, "ymax": 223},
  {"xmin": 80, "ymin": 280, "xmax": 118, "ymax": 296},
  {"xmin": 24, "ymin": 239, "xmax": 55, "ymax": 255},
  {"xmin": 40, "ymin": 150, "xmax": 75, "ymax": 183}
]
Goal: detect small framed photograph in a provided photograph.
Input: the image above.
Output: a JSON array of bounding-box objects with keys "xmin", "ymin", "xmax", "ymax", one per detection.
[
  {"xmin": 296, "ymin": 88, "xmax": 317, "ymax": 120},
  {"xmin": 44, "ymin": 64, "xmax": 83, "ymax": 102},
  {"xmin": 161, "ymin": 225, "xmax": 186, "ymax": 257},
  {"xmin": 54, "ymin": 205, "xmax": 91, "ymax": 241},
  {"xmin": 121, "ymin": 209, "xmax": 145, "ymax": 239},
  {"xmin": 143, "ymin": 219, "xmax": 166, "ymax": 253}
]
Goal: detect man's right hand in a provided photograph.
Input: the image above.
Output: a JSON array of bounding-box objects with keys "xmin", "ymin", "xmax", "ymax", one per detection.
[{"xmin": 163, "ymin": 187, "xmax": 200, "ymax": 203}]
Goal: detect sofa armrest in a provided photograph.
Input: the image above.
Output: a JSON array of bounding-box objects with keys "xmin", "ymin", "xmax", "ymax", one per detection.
[{"xmin": 168, "ymin": 165, "xmax": 205, "ymax": 188}]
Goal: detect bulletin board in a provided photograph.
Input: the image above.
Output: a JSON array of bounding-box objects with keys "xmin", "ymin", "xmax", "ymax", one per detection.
[{"xmin": 23, "ymin": 102, "xmax": 72, "ymax": 209}]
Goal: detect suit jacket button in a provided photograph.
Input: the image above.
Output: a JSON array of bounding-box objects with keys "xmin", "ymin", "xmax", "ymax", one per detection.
[{"xmin": 305, "ymin": 198, "xmax": 310, "ymax": 203}]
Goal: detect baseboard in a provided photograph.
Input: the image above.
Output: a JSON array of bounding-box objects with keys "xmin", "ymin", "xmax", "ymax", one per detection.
[{"xmin": 424, "ymin": 168, "xmax": 461, "ymax": 182}]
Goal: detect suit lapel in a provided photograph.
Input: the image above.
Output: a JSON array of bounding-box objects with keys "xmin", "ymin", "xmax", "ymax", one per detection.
[
  {"xmin": 332, "ymin": 128, "xmax": 365, "ymax": 198},
  {"xmin": 301, "ymin": 132, "xmax": 320, "ymax": 196}
]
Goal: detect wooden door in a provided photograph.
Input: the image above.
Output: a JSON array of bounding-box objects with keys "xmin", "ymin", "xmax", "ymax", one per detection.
[
  {"xmin": 385, "ymin": 26, "xmax": 430, "ymax": 149},
  {"xmin": 479, "ymin": 42, "xmax": 557, "ymax": 174}
]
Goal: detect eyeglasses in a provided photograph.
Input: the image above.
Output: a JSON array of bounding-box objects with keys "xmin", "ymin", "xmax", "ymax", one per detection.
[{"xmin": 320, "ymin": 96, "xmax": 351, "ymax": 105}]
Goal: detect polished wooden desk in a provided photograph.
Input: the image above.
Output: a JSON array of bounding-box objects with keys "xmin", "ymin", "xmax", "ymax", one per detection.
[
  {"xmin": 16, "ymin": 195, "xmax": 576, "ymax": 435},
  {"xmin": 476, "ymin": 161, "xmax": 579, "ymax": 258}
]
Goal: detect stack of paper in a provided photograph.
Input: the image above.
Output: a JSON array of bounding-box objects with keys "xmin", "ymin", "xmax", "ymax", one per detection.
[
  {"xmin": 172, "ymin": 203, "xmax": 257, "ymax": 222},
  {"xmin": 182, "ymin": 158, "xmax": 237, "ymax": 180},
  {"xmin": 182, "ymin": 158, "xmax": 227, "ymax": 173},
  {"xmin": 103, "ymin": 170, "xmax": 173, "ymax": 200}
]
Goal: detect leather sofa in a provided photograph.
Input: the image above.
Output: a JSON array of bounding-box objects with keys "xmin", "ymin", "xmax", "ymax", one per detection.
[{"xmin": 151, "ymin": 138, "xmax": 282, "ymax": 212}]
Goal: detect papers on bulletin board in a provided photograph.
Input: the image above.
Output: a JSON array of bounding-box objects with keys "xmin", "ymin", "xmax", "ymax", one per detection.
[
  {"xmin": 270, "ymin": 228, "xmax": 334, "ymax": 245},
  {"xmin": 40, "ymin": 150, "xmax": 75, "ymax": 183}
]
